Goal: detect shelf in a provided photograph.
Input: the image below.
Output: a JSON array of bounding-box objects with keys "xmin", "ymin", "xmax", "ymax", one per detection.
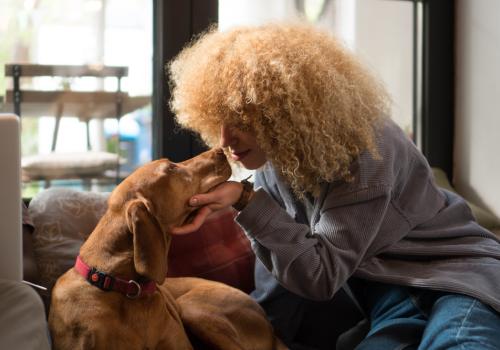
[{"xmin": 1, "ymin": 90, "xmax": 150, "ymax": 120}]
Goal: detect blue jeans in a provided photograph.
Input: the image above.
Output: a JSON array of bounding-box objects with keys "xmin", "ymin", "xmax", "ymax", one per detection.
[{"xmin": 355, "ymin": 281, "xmax": 500, "ymax": 350}]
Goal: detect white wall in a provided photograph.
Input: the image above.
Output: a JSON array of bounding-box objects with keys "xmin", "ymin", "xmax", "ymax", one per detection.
[
  {"xmin": 455, "ymin": 0, "xmax": 500, "ymax": 217},
  {"xmin": 353, "ymin": 0, "xmax": 414, "ymax": 136},
  {"xmin": 219, "ymin": 0, "xmax": 294, "ymax": 31}
]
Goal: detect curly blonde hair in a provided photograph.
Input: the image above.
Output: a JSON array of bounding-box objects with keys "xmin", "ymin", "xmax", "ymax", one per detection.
[{"xmin": 169, "ymin": 22, "xmax": 390, "ymax": 197}]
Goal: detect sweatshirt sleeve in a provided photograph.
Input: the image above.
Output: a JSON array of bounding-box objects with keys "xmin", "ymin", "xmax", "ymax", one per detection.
[{"xmin": 235, "ymin": 185, "xmax": 393, "ymax": 301}]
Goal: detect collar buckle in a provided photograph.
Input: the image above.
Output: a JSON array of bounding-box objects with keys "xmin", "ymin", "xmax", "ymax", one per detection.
[{"xmin": 87, "ymin": 267, "xmax": 115, "ymax": 292}]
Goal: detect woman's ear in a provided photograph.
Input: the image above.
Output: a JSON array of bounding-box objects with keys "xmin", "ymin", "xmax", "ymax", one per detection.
[{"xmin": 125, "ymin": 199, "xmax": 169, "ymax": 283}]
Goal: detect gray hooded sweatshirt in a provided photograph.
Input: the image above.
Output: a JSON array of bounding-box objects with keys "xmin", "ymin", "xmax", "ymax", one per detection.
[{"xmin": 236, "ymin": 118, "xmax": 500, "ymax": 313}]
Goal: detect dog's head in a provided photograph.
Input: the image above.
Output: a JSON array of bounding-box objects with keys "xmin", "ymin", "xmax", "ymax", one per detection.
[{"xmin": 108, "ymin": 148, "xmax": 232, "ymax": 283}]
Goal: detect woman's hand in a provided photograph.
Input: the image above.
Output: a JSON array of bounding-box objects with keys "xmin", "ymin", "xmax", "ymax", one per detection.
[{"xmin": 171, "ymin": 181, "xmax": 244, "ymax": 235}]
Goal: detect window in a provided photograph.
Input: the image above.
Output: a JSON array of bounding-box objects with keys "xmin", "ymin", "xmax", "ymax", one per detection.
[{"xmin": 0, "ymin": 0, "xmax": 153, "ymax": 197}]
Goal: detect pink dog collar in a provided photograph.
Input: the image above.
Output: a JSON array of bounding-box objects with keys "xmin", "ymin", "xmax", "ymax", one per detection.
[{"xmin": 74, "ymin": 256, "xmax": 156, "ymax": 299}]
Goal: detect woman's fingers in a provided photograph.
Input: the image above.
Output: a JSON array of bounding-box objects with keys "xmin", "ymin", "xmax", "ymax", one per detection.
[
  {"xmin": 189, "ymin": 191, "xmax": 219, "ymax": 207},
  {"xmin": 171, "ymin": 181, "xmax": 243, "ymax": 235},
  {"xmin": 170, "ymin": 206, "xmax": 212, "ymax": 235},
  {"xmin": 189, "ymin": 181, "xmax": 242, "ymax": 208}
]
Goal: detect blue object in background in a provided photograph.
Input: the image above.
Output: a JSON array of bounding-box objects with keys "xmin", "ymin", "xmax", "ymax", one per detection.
[{"xmin": 105, "ymin": 105, "xmax": 152, "ymax": 174}]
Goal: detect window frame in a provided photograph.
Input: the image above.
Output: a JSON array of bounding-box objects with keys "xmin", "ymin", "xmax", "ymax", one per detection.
[
  {"xmin": 152, "ymin": 0, "xmax": 217, "ymax": 162},
  {"xmin": 420, "ymin": 0, "xmax": 455, "ymax": 179}
]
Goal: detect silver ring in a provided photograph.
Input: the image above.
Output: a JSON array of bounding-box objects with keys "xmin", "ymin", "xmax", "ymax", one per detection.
[{"xmin": 126, "ymin": 280, "xmax": 142, "ymax": 299}]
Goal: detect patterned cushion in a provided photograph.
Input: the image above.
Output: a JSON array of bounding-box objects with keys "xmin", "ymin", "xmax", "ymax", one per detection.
[
  {"xmin": 168, "ymin": 208, "xmax": 255, "ymax": 293},
  {"xmin": 29, "ymin": 188, "xmax": 108, "ymax": 302}
]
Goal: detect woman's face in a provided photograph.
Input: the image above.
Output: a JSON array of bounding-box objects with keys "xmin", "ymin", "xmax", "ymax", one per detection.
[{"xmin": 219, "ymin": 124, "xmax": 267, "ymax": 170}]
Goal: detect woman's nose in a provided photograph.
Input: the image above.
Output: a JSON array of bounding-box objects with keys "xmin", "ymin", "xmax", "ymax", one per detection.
[{"xmin": 220, "ymin": 125, "xmax": 235, "ymax": 148}]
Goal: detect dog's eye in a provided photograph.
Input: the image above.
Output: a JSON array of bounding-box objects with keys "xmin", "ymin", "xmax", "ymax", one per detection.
[
  {"xmin": 156, "ymin": 162, "xmax": 179, "ymax": 175},
  {"xmin": 167, "ymin": 163, "xmax": 179, "ymax": 172}
]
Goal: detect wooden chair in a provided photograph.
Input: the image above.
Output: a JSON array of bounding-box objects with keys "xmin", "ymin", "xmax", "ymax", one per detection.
[{"xmin": 3, "ymin": 64, "xmax": 149, "ymax": 189}]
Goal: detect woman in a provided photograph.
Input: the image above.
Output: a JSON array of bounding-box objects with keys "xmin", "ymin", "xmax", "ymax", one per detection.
[{"xmin": 169, "ymin": 23, "xmax": 500, "ymax": 349}]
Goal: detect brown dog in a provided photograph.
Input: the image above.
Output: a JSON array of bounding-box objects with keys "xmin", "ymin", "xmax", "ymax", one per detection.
[{"xmin": 48, "ymin": 148, "xmax": 287, "ymax": 350}]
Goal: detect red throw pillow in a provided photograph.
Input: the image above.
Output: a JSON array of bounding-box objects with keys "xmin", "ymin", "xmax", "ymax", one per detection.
[{"xmin": 167, "ymin": 208, "xmax": 255, "ymax": 294}]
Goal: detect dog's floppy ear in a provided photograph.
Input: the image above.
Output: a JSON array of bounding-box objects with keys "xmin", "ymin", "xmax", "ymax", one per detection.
[{"xmin": 125, "ymin": 199, "xmax": 169, "ymax": 283}]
